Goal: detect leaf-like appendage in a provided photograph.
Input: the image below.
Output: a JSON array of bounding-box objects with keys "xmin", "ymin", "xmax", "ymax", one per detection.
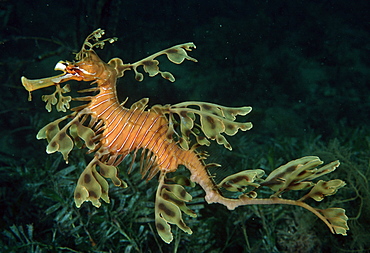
[
  {"xmin": 57, "ymin": 94, "xmax": 71, "ymax": 112},
  {"xmin": 37, "ymin": 116, "xmax": 75, "ymax": 161},
  {"xmin": 69, "ymin": 123, "xmax": 83, "ymax": 148},
  {"xmin": 155, "ymin": 174, "xmax": 195, "ymax": 243},
  {"xmin": 75, "ymin": 122, "xmax": 96, "ymax": 150},
  {"xmin": 303, "ymin": 160, "xmax": 342, "ymax": 181},
  {"xmin": 318, "ymin": 208, "xmax": 349, "ymax": 235},
  {"xmin": 46, "ymin": 130, "xmax": 74, "ymax": 161},
  {"xmin": 41, "ymin": 84, "xmax": 72, "ymax": 112},
  {"xmin": 37, "ymin": 112, "xmax": 97, "ymax": 162},
  {"xmin": 262, "ymin": 156, "xmax": 319, "ymax": 191},
  {"xmin": 142, "ymin": 60, "xmax": 160, "ymax": 77},
  {"xmin": 155, "ymin": 214, "xmax": 172, "ymax": 244},
  {"xmin": 37, "ymin": 117, "xmax": 66, "ymax": 142},
  {"xmin": 120, "ymin": 42, "xmax": 197, "ymax": 83},
  {"xmin": 74, "ymin": 158, "xmax": 109, "ymax": 208},
  {"xmin": 261, "ymin": 156, "xmax": 341, "ymax": 197},
  {"xmin": 217, "ymin": 169, "xmax": 264, "ymax": 192},
  {"xmin": 154, "ymin": 102, "xmax": 252, "ymax": 150},
  {"xmin": 163, "ymin": 184, "xmax": 196, "ymax": 217},
  {"xmin": 42, "ymin": 93, "xmax": 57, "ymax": 112},
  {"xmin": 97, "ymin": 160, "xmax": 127, "ymax": 188},
  {"xmin": 75, "ymin": 28, "xmax": 118, "ymax": 61},
  {"xmin": 208, "ymin": 156, "xmax": 348, "ymax": 236},
  {"xmin": 300, "ymin": 179, "xmax": 346, "ymax": 202},
  {"xmin": 167, "ymin": 175, "xmax": 196, "ymax": 187},
  {"xmin": 165, "ymin": 43, "xmax": 197, "ymax": 64},
  {"xmin": 74, "ymin": 158, "xmax": 127, "ymax": 208}
]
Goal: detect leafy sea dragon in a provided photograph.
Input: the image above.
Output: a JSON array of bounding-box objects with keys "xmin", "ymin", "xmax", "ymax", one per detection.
[{"xmin": 21, "ymin": 29, "xmax": 349, "ymax": 243}]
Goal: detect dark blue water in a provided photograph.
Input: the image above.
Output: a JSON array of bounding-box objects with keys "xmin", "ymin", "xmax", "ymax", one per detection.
[{"xmin": 1, "ymin": 1, "xmax": 369, "ymax": 252}]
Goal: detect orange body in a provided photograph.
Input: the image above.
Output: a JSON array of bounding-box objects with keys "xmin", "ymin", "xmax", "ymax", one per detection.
[{"xmin": 88, "ymin": 64, "xmax": 204, "ymax": 177}]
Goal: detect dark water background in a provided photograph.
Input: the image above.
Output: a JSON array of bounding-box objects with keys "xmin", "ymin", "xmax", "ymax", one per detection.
[{"xmin": 1, "ymin": 1, "xmax": 369, "ymax": 252}]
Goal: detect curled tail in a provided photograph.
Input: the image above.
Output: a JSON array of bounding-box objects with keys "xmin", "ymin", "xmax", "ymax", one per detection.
[{"xmin": 161, "ymin": 154, "xmax": 349, "ymax": 244}]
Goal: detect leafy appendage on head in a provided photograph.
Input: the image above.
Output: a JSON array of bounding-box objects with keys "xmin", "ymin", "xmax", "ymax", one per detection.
[
  {"xmin": 155, "ymin": 173, "xmax": 196, "ymax": 243},
  {"xmin": 40, "ymin": 84, "xmax": 72, "ymax": 112},
  {"xmin": 75, "ymin": 28, "xmax": 117, "ymax": 61},
  {"xmin": 152, "ymin": 102, "xmax": 252, "ymax": 150}
]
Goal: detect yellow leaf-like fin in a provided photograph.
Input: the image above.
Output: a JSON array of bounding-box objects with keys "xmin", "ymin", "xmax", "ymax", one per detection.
[
  {"xmin": 217, "ymin": 169, "xmax": 264, "ymax": 192},
  {"xmin": 74, "ymin": 157, "xmax": 127, "ymax": 208},
  {"xmin": 151, "ymin": 102, "xmax": 252, "ymax": 150},
  {"xmin": 112, "ymin": 42, "xmax": 197, "ymax": 83},
  {"xmin": 154, "ymin": 173, "xmax": 195, "ymax": 243}
]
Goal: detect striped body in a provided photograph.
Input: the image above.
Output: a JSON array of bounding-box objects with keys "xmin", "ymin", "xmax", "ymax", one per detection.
[{"xmin": 88, "ymin": 80, "xmax": 203, "ymax": 177}]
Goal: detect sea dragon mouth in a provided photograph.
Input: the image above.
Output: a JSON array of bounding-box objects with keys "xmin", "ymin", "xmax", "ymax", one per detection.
[{"xmin": 21, "ymin": 60, "xmax": 92, "ymax": 101}]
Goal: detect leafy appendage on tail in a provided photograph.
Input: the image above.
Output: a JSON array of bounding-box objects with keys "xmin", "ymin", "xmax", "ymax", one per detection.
[
  {"xmin": 152, "ymin": 156, "xmax": 348, "ymax": 243},
  {"xmin": 217, "ymin": 169, "xmax": 264, "ymax": 196},
  {"xmin": 216, "ymin": 156, "xmax": 349, "ymax": 236},
  {"xmin": 151, "ymin": 102, "xmax": 253, "ymax": 150},
  {"xmin": 317, "ymin": 208, "xmax": 348, "ymax": 235},
  {"xmin": 261, "ymin": 157, "xmax": 343, "ymax": 196}
]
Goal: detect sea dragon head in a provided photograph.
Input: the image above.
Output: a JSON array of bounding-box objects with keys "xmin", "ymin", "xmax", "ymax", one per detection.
[
  {"xmin": 21, "ymin": 56, "xmax": 95, "ymax": 95},
  {"xmin": 21, "ymin": 29, "xmax": 117, "ymax": 101}
]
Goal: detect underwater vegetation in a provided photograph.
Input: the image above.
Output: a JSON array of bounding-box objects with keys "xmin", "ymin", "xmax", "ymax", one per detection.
[{"xmin": 1, "ymin": 1, "xmax": 369, "ymax": 252}]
